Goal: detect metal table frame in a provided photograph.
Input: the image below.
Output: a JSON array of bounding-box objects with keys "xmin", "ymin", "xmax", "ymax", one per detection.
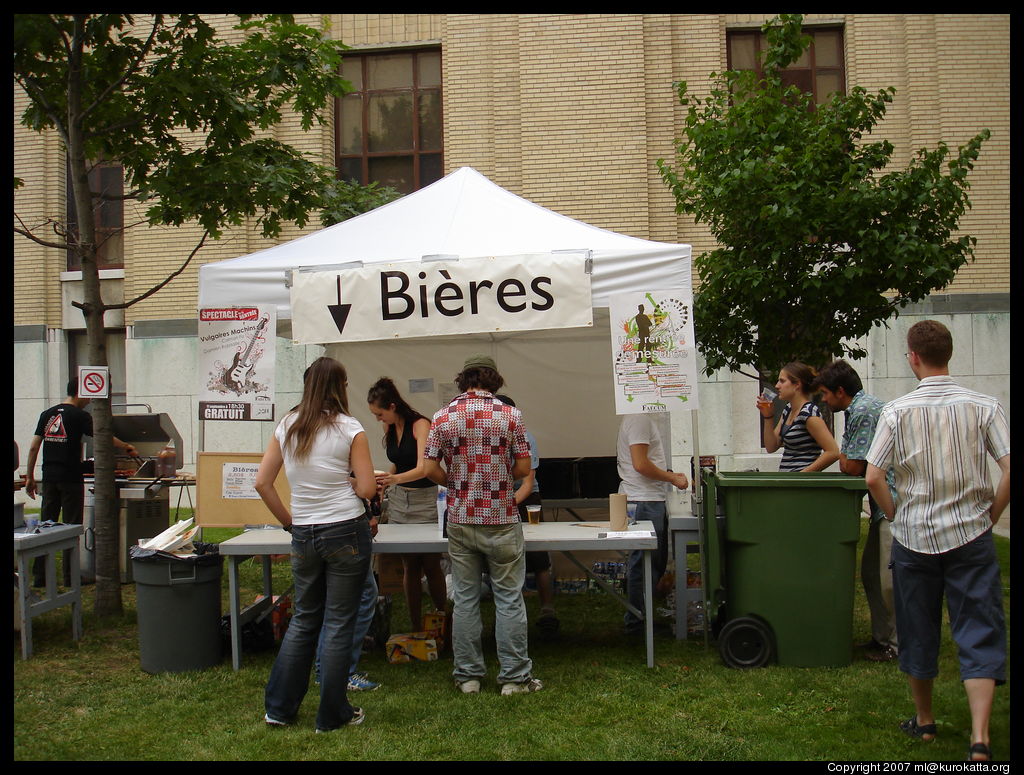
[
  {"xmin": 14, "ymin": 524, "xmax": 84, "ymax": 659},
  {"xmin": 219, "ymin": 520, "xmax": 659, "ymax": 670}
]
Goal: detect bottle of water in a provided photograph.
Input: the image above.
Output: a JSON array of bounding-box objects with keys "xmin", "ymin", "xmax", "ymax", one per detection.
[{"xmin": 436, "ymin": 487, "xmax": 447, "ymax": 521}]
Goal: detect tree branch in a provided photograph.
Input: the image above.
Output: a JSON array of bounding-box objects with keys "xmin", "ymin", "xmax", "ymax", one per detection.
[
  {"xmin": 108, "ymin": 230, "xmax": 209, "ymax": 310},
  {"xmin": 13, "ymin": 213, "xmax": 70, "ymax": 250},
  {"xmin": 80, "ymin": 15, "xmax": 163, "ymax": 122},
  {"xmin": 14, "ymin": 72, "xmax": 71, "ymax": 146}
]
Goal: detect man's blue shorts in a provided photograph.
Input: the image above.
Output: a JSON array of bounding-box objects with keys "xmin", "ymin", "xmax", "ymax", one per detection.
[{"xmin": 891, "ymin": 529, "xmax": 1006, "ymax": 684}]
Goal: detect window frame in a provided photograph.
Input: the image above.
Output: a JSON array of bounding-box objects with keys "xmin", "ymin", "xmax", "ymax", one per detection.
[
  {"xmin": 335, "ymin": 47, "xmax": 444, "ymax": 194},
  {"xmin": 726, "ymin": 24, "xmax": 846, "ymax": 105},
  {"xmin": 65, "ymin": 160, "xmax": 125, "ymax": 271}
]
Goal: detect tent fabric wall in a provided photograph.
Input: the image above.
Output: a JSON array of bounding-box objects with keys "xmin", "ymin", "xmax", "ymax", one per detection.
[
  {"xmin": 331, "ymin": 311, "xmax": 618, "ymax": 463},
  {"xmin": 198, "ymin": 167, "xmax": 691, "ymax": 319}
]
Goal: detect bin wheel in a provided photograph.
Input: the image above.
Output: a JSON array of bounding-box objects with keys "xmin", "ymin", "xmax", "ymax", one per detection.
[{"xmin": 718, "ymin": 616, "xmax": 775, "ymax": 669}]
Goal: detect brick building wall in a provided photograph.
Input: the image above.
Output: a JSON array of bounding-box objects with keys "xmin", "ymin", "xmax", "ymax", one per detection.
[{"xmin": 13, "ymin": 13, "xmax": 1009, "ymax": 329}]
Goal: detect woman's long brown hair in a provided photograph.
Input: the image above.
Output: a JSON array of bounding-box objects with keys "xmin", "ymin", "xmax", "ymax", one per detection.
[{"xmin": 283, "ymin": 357, "xmax": 351, "ymax": 462}]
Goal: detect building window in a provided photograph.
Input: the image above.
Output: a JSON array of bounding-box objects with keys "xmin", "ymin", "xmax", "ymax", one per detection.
[
  {"xmin": 336, "ymin": 49, "xmax": 443, "ymax": 195},
  {"xmin": 66, "ymin": 161, "xmax": 125, "ymax": 271},
  {"xmin": 727, "ymin": 26, "xmax": 845, "ymax": 105}
]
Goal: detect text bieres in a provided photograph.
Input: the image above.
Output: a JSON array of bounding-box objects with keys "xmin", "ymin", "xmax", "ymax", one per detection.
[{"xmin": 381, "ymin": 269, "xmax": 554, "ymax": 321}]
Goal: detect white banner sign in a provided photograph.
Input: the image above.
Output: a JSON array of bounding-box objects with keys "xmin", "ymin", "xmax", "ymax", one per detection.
[
  {"xmin": 290, "ymin": 253, "xmax": 593, "ymax": 344},
  {"xmin": 609, "ymin": 289, "xmax": 699, "ymax": 414},
  {"xmin": 197, "ymin": 306, "xmax": 276, "ymax": 421}
]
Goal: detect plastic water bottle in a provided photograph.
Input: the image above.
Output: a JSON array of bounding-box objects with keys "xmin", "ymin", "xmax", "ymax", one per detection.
[{"xmin": 436, "ymin": 487, "xmax": 447, "ymax": 521}]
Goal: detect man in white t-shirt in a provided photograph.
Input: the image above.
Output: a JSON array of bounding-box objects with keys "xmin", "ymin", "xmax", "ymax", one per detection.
[{"xmin": 616, "ymin": 413, "xmax": 688, "ymax": 634}]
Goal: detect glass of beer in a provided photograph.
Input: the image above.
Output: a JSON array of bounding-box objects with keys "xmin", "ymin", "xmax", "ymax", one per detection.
[
  {"xmin": 757, "ymin": 387, "xmax": 778, "ymax": 413},
  {"xmin": 526, "ymin": 505, "xmax": 542, "ymax": 525}
]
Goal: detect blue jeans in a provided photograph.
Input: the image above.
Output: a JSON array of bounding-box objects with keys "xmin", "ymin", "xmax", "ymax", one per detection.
[
  {"xmin": 624, "ymin": 501, "xmax": 668, "ymax": 631},
  {"xmin": 447, "ymin": 521, "xmax": 532, "ymax": 684},
  {"xmin": 264, "ymin": 517, "xmax": 371, "ymax": 730},
  {"xmin": 315, "ymin": 564, "xmax": 378, "ymax": 680}
]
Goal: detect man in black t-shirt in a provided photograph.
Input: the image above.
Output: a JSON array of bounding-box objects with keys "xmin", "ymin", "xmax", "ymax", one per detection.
[{"xmin": 24, "ymin": 378, "xmax": 136, "ymax": 586}]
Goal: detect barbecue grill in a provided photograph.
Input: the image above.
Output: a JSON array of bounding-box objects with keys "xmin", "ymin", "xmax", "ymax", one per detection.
[{"xmin": 82, "ymin": 411, "xmax": 185, "ymax": 583}]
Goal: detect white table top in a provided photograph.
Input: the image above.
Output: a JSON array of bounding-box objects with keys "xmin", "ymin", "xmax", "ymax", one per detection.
[
  {"xmin": 13, "ymin": 523, "xmax": 84, "ymax": 551},
  {"xmin": 218, "ymin": 520, "xmax": 658, "ymax": 556}
]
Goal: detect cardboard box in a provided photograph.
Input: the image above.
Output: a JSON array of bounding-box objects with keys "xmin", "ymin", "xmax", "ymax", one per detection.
[
  {"xmin": 421, "ymin": 610, "xmax": 449, "ymax": 649},
  {"xmin": 374, "ymin": 553, "xmax": 405, "ymax": 594},
  {"xmin": 254, "ymin": 594, "xmax": 292, "ymax": 641},
  {"xmin": 386, "ymin": 632, "xmax": 439, "ymax": 663}
]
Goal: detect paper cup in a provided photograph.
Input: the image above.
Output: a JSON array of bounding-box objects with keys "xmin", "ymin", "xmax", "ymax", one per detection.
[{"xmin": 609, "ymin": 493, "xmax": 628, "ymax": 531}]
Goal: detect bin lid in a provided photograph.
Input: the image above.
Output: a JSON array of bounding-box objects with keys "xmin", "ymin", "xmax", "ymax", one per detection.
[{"xmin": 714, "ymin": 471, "xmax": 867, "ymax": 491}]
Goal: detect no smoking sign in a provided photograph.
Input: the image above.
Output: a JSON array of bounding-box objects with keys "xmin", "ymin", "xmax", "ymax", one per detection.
[{"xmin": 78, "ymin": 366, "xmax": 110, "ymax": 398}]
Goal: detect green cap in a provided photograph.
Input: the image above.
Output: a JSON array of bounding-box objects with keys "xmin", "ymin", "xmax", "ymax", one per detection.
[{"xmin": 463, "ymin": 354, "xmax": 497, "ymax": 371}]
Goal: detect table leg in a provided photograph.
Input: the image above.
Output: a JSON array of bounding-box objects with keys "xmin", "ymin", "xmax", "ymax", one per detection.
[
  {"xmin": 644, "ymin": 549, "xmax": 654, "ymax": 668},
  {"xmin": 229, "ymin": 555, "xmax": 243, "ymax": 671},
  {"xmin": 673, "ymin": 531, "xmax": 686, "ymax": 641},
  {"xmin": 17, "ymin": 553, "xmax": 32, "ymax": 660},
  {"xmin": 262, "ymin": 555, "xmax": 273, "ymax": 597},
  {"xmin": 69, "ymin": 544, "xmax": 83, "ymax": 642}
]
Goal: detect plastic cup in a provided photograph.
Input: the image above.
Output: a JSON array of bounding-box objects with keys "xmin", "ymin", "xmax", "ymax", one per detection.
[
  {"xmin": 757, "ymin": 387, "xmax": 778, "ymax": 414},
  {"xmin": 526, "ymin": 505, "xmax": 542, "ymax": 525}
]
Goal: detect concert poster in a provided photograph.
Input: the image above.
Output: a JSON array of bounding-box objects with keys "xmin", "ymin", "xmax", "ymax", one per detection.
[
  {"xmin": 198, "ymin": 306, "xmax": 276, "ymax": 421},
  {"xmin": 608, "ymin": 289, "xmax": 699, "ymax": 414}
]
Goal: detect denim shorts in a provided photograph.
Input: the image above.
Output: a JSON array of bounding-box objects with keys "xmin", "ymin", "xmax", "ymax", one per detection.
[{"xmin": 892, "ymin": 530, "xmax": 1006, "ymax": 683}]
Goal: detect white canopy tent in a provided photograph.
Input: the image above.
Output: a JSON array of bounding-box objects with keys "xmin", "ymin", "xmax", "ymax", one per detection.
[
  {"xmin": 198, "ymin": 166, "xmax": 692, "ymax": 461},
  {"xmin": 199, "ymin": 166, "xmax": 690, "ymax": 316}
]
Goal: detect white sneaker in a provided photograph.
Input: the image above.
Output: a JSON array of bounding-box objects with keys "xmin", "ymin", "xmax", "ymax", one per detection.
[
  {"xmin": 500, "ymin": 678, "xmax": 544, "ymax": 695},
  {"xmin": 456, "ymin": 679, "xmax": 481, "ymax": 694},
  {"xmin": 264, "ymin": 713, "xmax": 289, "ymax": 727},
  {"xmin": 316, "ymin": 707, "xmax": 365, "ymax": 732}
]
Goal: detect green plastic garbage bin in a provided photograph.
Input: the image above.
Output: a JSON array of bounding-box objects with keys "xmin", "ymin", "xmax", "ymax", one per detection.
[
  {"xmin": 132, "ymin": 552, "xmax": 224, "ymax": 674},
  {"xmin": 704, "ymin": 471, "xmax": 867, "ymax": 668}
]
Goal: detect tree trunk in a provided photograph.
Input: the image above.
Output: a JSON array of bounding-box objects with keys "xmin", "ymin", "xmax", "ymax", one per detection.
[
  {"xmin": 85, "ymin": 302, "xmax": 123, "ymax": 617},
  {"xmin": 68, "ymin": 15, "xmax": 122, "ymax": 616}
]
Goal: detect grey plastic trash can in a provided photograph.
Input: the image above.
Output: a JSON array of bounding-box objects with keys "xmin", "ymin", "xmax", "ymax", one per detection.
[{"xmin": 132, "ymin": 552, "xmax": 224, "ymax": 673}]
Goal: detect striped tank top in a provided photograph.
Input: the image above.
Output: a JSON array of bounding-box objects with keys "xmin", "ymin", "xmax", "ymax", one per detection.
[{"xmin": 778, "ymin": 402, "xmax": 822, "ymax": 472}]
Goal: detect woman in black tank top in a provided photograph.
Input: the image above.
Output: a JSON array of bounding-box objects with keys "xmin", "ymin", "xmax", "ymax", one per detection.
[{"xmin": 367, "ymin": 378, "xmax": 448, "ymax": 630}]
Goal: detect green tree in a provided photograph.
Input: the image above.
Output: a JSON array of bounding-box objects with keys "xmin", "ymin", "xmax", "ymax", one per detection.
[
  {"xmin": 14, "ymin": 14, "xmax": 397, "ymax": 615},
  {"xmin": 658, "ymin": 13, "xmax": 989, "ymax": 382}
]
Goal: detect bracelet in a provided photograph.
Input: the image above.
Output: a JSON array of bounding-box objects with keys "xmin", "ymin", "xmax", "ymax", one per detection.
[{"xmin": 283, "ymin": 523, "xmax": 293, "ymax": 533}]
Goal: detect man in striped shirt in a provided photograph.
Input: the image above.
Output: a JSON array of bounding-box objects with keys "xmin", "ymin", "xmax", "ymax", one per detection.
[{"xmin": 865, "ymin": 320, "xmax": 1010, "ymax": 762}]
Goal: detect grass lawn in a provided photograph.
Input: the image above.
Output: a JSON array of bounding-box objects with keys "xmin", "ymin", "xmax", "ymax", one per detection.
[{"xmin": 13, "ymin": 518, "xmax": 1010, "ymax": 761}]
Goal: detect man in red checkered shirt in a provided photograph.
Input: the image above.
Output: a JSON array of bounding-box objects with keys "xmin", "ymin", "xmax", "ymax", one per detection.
[{"xmin": 424, "ymin": 354, "xmax": 542, "ymax": 696}]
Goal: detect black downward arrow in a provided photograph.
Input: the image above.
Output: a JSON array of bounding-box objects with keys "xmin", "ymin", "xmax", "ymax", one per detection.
[{"xmin": 328, "ymin": 275, "xmax": 352, "ymax": 334}]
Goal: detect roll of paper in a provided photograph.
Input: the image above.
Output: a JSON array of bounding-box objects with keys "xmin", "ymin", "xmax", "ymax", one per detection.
[{"xmin": 609, "ymin": 492, "xmax": 628, "ymax": 531}]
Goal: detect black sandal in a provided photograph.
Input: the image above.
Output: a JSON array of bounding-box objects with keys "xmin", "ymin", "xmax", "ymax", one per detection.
[
  {"xmin": 899, "ymin": 716, "xmax": 937, "ymax": 741},
  {"xmin": 968, "ymin": 743, "xmax": 991, "ymax": 761}
]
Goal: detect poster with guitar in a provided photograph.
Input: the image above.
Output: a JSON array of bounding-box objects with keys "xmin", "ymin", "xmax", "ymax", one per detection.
[
  {"xmin": 198, "ymin": 307, "xmax": 276, "ymax": 421},
  {"xmin": 608, "ymin": 288, "xmax": 699, "ymax": 415}
]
